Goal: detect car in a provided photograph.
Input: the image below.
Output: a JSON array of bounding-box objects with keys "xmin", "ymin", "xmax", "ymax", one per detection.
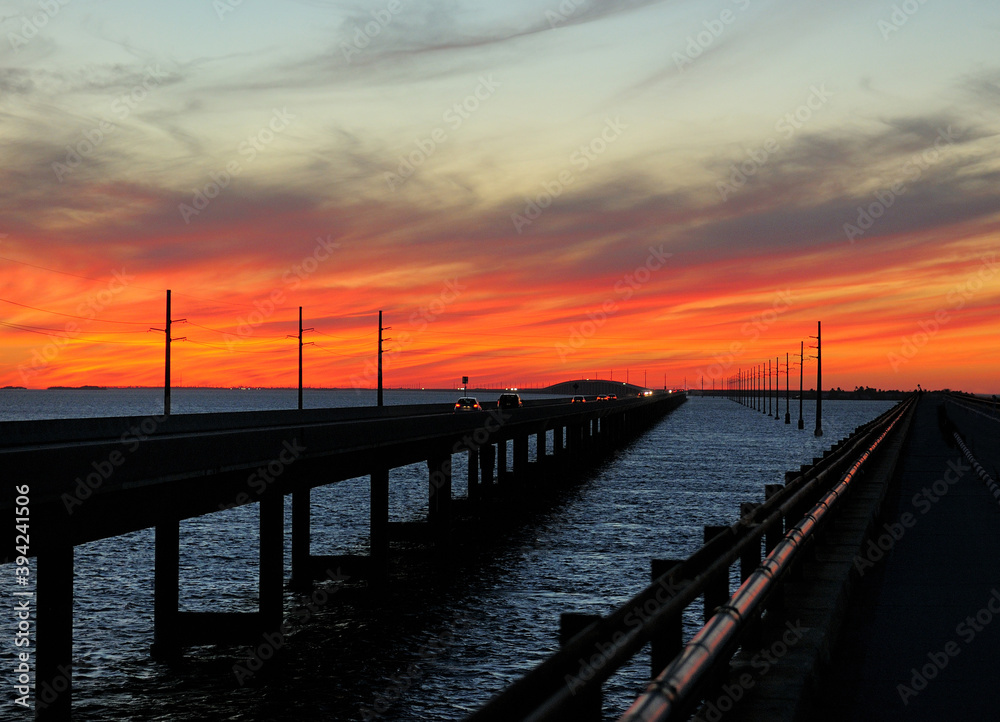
[
  {"xmin": 571, "ymin": 395, "xmax": 586, "ymax": 403},
  {"xmin": 498, "ymin": 392, "xmax": 522, "ymax": 409},
  {"xmin": 596, "ymin": 395, "xmax": 609, "ymax": 401},
  {"xmin": 454, "ymin": 397, "xmax": 482, "ymax": 412},
  {"xmin": 608, "ymin": 394, "xmax": 617, "ymax": 400}
]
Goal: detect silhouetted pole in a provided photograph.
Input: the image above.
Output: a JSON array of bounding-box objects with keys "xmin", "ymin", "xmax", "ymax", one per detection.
[
  {"xmin": 377, "ymin": 311, "xmax": 391, "ymax": 407},
  {"xmin": 814, "ymin": 321, "xmax": 822, "ymax": 437},
  {"xmin": 775, "ymin": 355, "xmax": 780, "ymax": 420},
  {"xmin": 165, "ymin": 290, "xmax": 171, "ymax": 415},
  {"xmin": 151, "ymin": 290, "xmax": 185, "ymax": 416},
  {"xmin": 288, "ymin": 307, "xmax": 314, "ymax": 410},
  {"xmin": 760, "ymin": 364, "xmax": 764, "ymax": 413},
  {"xmin": 378, "ymin": 311, "xmax": 383, "ymax": 406},
  {"xmin": 766, "ymin": 360, "xmax": 771, "ymax": 416},
  {"xmin": 798, "ymin": 341, "xmax": 804, "ymax": 430},
  {"xmin": 785, "ymin": 352, "xmax": 791, "ymax": 424}
]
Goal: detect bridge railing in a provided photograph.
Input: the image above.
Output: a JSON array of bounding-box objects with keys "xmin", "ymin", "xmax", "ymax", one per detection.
[{"xmin": 468, "ymin": 395, "xmax": 916, "ymax": 721}]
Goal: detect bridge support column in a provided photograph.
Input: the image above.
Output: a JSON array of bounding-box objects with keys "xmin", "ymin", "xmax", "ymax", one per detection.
[
  {"xmin": 559, "ymin": 613, "xmax": 602, "ymax": 721},
  {"xmin": 479, "ymin": 443, "xmax": 495, "ymax": 489},
  {"xmin": 554, "ymin": 426, "xmax": 564, "ymax": 455},
  {"xmin": 36, "ymin": 542, "xmax": 73, "ymax": 720},
  {"xmin": 370, "ymin": 467, "xmax": 389, "ymax": 584},
  {"xmin": 535, "ymin": 431, "xmax": 545, "ymax": 464},
  {"xmin": 513, "ymin": 435, "xmax": 529, "ymax": 479},
  {"xmin": 428, "ymin": 453, "xmax": 452, "ymax": 532},
  {"xmin": 260, "ymin": 491, "xmax": 284, "ymax": 629},
  {"xmin": 468, "ymin": 449, "xmax": 479, "ymax": 501},
  {"xmin": 152, "ymin": 520, "xmax": 179, "ymax": 660},
  {"xmin": 497, "ymin": 440, "xmax": 507, "ymax": 485},
  {"xmin": 650, "ymin": 559, "xmax": 684, "ymax": 676},
  {"xmin": 290, "ymin": 488, "xmax": 311, "ymax": 591}
]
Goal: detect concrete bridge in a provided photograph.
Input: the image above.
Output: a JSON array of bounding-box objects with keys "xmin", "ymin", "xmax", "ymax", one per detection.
[
  {"xmin": 1, "ymin": 390, "xmax": 686, "ymax": 719},
  {"xmin": 469, "ymin": 392, "xmax": 1000, "ymax": 721}
]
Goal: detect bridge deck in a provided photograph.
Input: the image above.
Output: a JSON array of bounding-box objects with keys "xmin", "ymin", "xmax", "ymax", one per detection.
[{"xmin": 812, "ymin": 395, "xmax": 1000, "ymax": 720}]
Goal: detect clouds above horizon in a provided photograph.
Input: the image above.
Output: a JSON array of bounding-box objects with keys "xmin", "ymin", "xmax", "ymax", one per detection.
[{"xmin": 2, "ymin": 0, "xmax": 999, "ymax": 390}]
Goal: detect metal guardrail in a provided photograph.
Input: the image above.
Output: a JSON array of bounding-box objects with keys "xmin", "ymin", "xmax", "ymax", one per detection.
[
  {"xmin": 619, "ymin": 396, "xmax": 913, "ymax": 721},
  {"xmin": 468, "ymin": 396, "xmax": 915, "ymax": 721}
]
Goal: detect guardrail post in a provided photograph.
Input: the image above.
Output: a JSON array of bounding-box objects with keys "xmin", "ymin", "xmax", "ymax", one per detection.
[
  {"xmin": 763, "ymin": 484, "xmax": 784, "ymax": 554},
  {"xmin": 36, "ymin": 542, "xmax": 73, "ymax": 720},
  {"xmin": 651, "ymin": 559, "xmax": 684, "ymax": 676},
  {"xmin": 290, "ymin": 487, "xmax": 311, "ymax": 591},
  {"xmin": 559, "ymin": 612, "xmax": 602, "ymax": 721},
  {"xmin": 370, "ymin": 466, "xmax": 389, "ymax": 585},
  {"xmin": 704, "ymin": 526, "xmax": 730, "ymax": 622},
  {"xmin": 151, "ymin": 520, "xmax": 179, "ymax": 660},
  {"xmin": 739, "ymin": 503, "xmax": 762, "ymax": 581}
]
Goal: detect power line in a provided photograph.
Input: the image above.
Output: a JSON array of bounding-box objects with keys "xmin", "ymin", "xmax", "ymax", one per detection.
[
  {"xmin": 0, "ymin": 321, "xmax": 156, "ymax": 345},
  {"xmin": 0, "ymin": 297, "xmax": 154, "ymax": 325}
]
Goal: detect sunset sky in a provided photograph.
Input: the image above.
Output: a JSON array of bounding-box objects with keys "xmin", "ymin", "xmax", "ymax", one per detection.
[{"xmin": 2, "ymin": 0, "xmax": 998, "ymax": 392}]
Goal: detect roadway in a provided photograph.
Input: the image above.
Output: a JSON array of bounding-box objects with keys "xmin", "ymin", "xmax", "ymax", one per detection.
[{"xmin": 810, "ymin": 393, "xmax": 1000, "ymax": 720}]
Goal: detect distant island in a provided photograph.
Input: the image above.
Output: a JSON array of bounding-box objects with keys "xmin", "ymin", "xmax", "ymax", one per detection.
[
  {"xmin": 1, "ymin": 385, "xmax": 27, "ymax": 390},
  {"xmin": 46, "ymin": 385, "xmax": 106, "ymax": 390}
]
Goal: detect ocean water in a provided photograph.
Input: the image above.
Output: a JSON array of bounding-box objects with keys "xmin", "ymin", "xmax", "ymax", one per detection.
[{"xmin": 0, "ymin": 390, "xmax": 895, "ymax": 720}]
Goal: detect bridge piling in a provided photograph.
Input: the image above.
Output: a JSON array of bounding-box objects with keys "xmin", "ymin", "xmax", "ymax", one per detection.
[
  {"xmin": 290, "ymin": 488, "xmax": 311, "ymax": 591},
  {"xmin": 36, "ymin": 542, "xmax": 73, "ymax": 721},
  {"xmin": 497, "ymin": 440, "xmax": 508, "ymax": 485},
  {"xmin": 260, "ymin": 492, "xmax": 283, "ymax": 628},
  {"xmin": 513, "ymin": 435, "xmax": 529, "ymax": 481},
  {"xmin": 151, "ymin": 521, "xmax": 180, "ymax": 660},
  {"xmin": 427, "ymin": 453, "xmax": 452, "ymax": 536}
]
